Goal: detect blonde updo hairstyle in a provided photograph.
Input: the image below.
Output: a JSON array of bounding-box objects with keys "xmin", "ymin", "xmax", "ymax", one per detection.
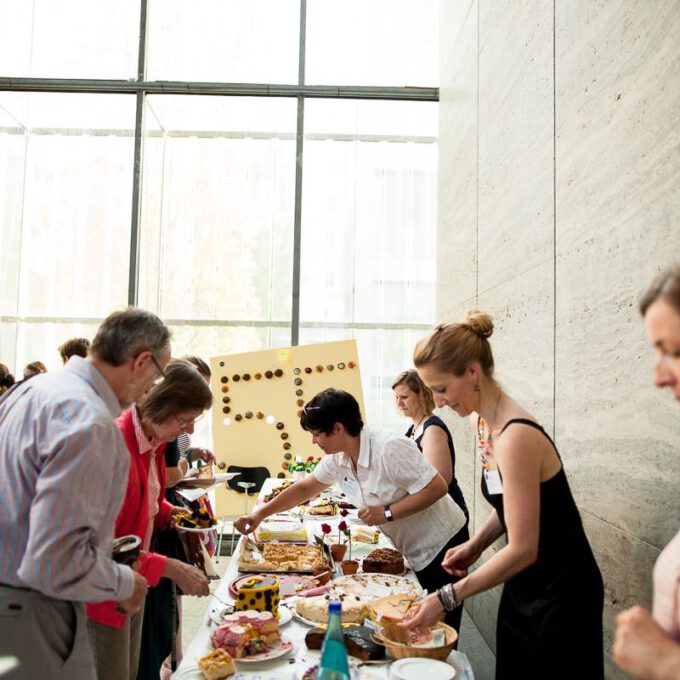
[{"xmin": 413, "ymin": 310, "xmax": 496, "ymax": 378}]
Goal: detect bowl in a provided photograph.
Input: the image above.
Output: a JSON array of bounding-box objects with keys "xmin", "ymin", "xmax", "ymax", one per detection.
[{"xmin": 112, "ymin": 535, "xmax": 141, "ymax": 565}]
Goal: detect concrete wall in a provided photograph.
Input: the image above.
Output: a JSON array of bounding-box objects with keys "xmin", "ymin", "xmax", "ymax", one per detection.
[{"xmin": 438, "ymin": 1, "xmax": 680, "ymax": 677}]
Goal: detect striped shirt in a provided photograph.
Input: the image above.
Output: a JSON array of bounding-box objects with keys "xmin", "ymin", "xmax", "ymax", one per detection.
[{"xmin": 0, "ymin": 356, "xmax": 135, "ymax": 602}]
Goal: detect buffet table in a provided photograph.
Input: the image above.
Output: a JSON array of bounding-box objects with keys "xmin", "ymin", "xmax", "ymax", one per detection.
[{"xmin": 173, "ymin": 478, "xmax": 475, "ymax": 680}]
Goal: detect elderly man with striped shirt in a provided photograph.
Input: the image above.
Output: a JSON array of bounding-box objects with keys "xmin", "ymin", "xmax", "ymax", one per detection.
[{"xmin": 0, "ymin": 308, "xmax": 171, "ymax": 680}]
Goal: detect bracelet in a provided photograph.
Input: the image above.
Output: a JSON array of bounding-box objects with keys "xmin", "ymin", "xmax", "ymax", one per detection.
[{"xmin": 437, "ymin": 583, "xmax": 462, "ymax": 612}]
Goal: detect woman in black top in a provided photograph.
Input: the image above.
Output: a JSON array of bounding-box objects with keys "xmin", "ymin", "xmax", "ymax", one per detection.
[
  {"xmin": 392, "ymin": 369, "xmax": 469, "ymax": 522},
  {"xmin": 404, "ymin": 311, "xmax": 604, "ymax": 680}
]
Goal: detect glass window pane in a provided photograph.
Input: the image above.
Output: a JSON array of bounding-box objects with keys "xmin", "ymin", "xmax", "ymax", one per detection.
[
  {"xmin": 147, "ymin": 0, "xmax": 300, "ymax": 83},
  {"xmin": 300, "ymin": 99, "xmax": 437, "ymax": 326},
  {"xmin": 138, "ymin": 95, "xmax": 297, "ymax": 335},
  {"xmin": 0, "ymin": 0, "xmax": 140, "ymax": 79},
  {"xmin": 0, "ymin": 93, "xmax": 135, "ymax": 327},
  {"xmin": 306, "ymin": 0, "xmax": 438, "ymax": 86}
]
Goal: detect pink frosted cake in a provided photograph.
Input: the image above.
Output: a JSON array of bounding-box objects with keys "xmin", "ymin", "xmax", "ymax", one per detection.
[{"xmin": 211, "ymin": 611, "xmax": 280, "ymax": 657}]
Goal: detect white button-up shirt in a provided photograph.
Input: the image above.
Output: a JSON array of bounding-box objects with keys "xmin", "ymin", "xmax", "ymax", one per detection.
[{"xmin": 313, "ymin": 427, "xmax": 466, "ymax": 571}]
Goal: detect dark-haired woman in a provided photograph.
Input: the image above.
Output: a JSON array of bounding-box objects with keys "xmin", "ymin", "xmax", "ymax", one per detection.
[
  {"xmin": 403, "ymin": 311, "xmax": 604, "ymax": 680},
  {"xmin": 392, "ymin": 369, "xmax": 468, "ymax": 523},
  {"xmin": 87, "ymin": 359, "xmax": 213, "ymax": 680},
  {"xmin": 235, "ymin": 387, "xmax": 470, "ymax": 634}
]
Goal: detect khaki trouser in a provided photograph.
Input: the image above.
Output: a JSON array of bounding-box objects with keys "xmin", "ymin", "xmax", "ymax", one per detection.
[
  {"xmin": 88, "ymin": 603, "xmax": 145, "ymax": 680},
  {"xmin": 0, "ymin": 584, "xmax": 96, "ymax": 680}
]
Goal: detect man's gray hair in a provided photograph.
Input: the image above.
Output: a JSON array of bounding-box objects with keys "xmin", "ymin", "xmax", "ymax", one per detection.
[{"xmin": 90, "ymin": 308, "xmax": 171, "ymax": 367}]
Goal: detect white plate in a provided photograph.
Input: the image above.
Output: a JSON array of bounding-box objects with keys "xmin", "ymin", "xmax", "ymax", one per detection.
[
  {"xmin": 175, "ymin": 525, "xmax": 216, "ymax": 534},
  {"xmin": 209, "ymin": 605, "xmax": 292, "ymax": 627},
  {"xmin": 391, "ymin": 658, "xmax": 456, "ymax": 680},
  {"xmin": 234, "ymin": 635, "xmax": 294, "ymax": 663}
]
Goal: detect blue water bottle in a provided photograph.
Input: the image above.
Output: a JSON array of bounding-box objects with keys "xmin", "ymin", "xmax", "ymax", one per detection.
[{"xmin": 317, "ymin": 600, "xmax": 350, "ymax": 680}]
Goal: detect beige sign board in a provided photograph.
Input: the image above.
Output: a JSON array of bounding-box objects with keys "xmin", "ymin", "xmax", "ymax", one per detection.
[{"xmin": 210, "ymin": 339, "xmax": 364, "ymax": 518}]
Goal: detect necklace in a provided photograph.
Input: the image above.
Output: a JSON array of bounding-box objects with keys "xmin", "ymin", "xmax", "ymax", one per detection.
[
  {"xmin": 410, "ymin": 415, "xmax": 426, "ymax": 440},
  {"xmin": 477, "ymin": 388, "xmax": 503, "ymax": 469}
]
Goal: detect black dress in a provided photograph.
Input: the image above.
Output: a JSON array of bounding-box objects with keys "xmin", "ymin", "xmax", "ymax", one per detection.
[
  {"xmin": 407, "ymin": 415, "xmax": 469, "ymax": 522},
  {"xmin": 481, "ymin": 419, "xmax": 604, "ymax": 680}
]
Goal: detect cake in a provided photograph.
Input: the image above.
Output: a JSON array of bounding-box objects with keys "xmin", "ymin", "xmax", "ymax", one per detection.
[
  {"xmin": 307, "ymin": 504, "xmax": 336, "ymax": 516},
  {"xmin": 176, "ymin": 507, "xmax": 216, "ymax": 529},
  {"xmin": 362, "ymin": 548, "xmax": 404, "ymax": 575},
  {"xmin": 197, "ymin": 463, "xmax": 214, "ymax": 479},
  {"xmin": 211, "ymin": 612, "xmax": 280, "ymax": 658},
  {"xmin": 235, "ymin": 575, "xmax": 280, "ymax": 619},
  {"xmin": 351, "ymin": 527, "xmax": 379, "ymax": 544},
  {"xmin": 198, "ymin": 649, "xmax": 235, "ymax": 679},
  {"xmin": 295, "ymin": 593, "xmax": 369, "ymax": 625},
  {"xmin": 305, "ymin": 625, "xmax": 385, "ymax": 660},
  {"xmin": 370, "ymin": 594, "xmax": 415, "ymax": 624},
  {"xmin": 256, "ymin": 519, "xmax": 307, "ymax": 542}
]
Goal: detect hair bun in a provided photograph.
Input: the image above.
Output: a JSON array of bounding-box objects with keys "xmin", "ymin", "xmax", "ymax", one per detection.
[{"xmin": 464, "ymin": 309, "xmax": 494, "ymax": 339}]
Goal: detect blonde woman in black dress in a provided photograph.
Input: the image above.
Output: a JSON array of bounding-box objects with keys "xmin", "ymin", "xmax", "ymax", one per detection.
[{"xmin": 404, "ymin": 311, "xmax": 604, "ymax": 680}]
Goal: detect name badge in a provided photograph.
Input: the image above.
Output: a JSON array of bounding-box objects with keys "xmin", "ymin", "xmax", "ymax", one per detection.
[{"xmin": 484, "ymin": 469, "xmax": 503, "ymax": 495}]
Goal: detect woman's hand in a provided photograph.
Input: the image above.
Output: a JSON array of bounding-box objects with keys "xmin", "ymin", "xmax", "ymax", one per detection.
[
  {"xmin": 358, "ymin": 505, "xmax": 388, "ymax": 526},
  {"xmin": 400, "ymin": 593, "xmax": 444, "ymax": 631},
  {"xmin": 442, "ymin": 540, "xmax": 482, "ymax": 576},
  {"xmin": 165, "ymin": 558, "xmax": 210, "ymax": 596},
  {"xmin": 167, "ymin": 505, "xmax": 188, "ymax": 528},
  {"xmin": 614, "ymin": 606, "xmax": 680, "ymax": 680},
  {"xmin": 234, "ymin": 513, "xmax": 262, "ymax": 535}
]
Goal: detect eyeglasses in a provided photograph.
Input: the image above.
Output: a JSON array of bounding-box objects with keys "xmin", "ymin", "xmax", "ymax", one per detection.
[
  {"xmin": 174, "ymin": 413, "xmax": 204, "ymax": 431},
  {"xmin": 150, "ymin": 355, "xmax": 167, "ymax": 384}
]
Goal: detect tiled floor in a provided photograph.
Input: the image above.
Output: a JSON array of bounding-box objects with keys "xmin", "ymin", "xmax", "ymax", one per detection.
[{"xmin": 180, "ymin": 557, "xmax": 496, "ymax": 679}]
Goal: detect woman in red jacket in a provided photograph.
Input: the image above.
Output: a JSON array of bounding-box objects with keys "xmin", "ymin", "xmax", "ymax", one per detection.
[{"xmin": 87, "ymin": 359, "xmax": 213, "ymax": 680}]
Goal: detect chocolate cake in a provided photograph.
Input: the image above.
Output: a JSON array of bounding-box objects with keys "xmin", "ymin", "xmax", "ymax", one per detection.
[
  {"xmin": 362, "ymin": 548, "xmax": 404, "ymax": 575},
  {"xmin": 305, "ymin": 625, "xmax": 385, "ymax": 661}
]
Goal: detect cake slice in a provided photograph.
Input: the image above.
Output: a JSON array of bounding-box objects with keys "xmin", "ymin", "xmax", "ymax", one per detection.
[{"xmin": 198, "ymin": 649, "xmax": 235, "ymax": 679}]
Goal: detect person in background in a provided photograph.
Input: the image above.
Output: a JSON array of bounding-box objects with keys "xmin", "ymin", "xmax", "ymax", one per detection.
[
  {"xmin": 87, "ymin": 359, "xmax": 212, "ymax": 680},
  {"xmin": 0, "ymin": 362, "xmax": 14, "ymax": 396},
  {"xmin": 613, "ymin": 265, "xmax": 680, "ymax": 680},
  {"xmin": 0, "ymin": 307, "xmax": 169, "ymax": 680},
  {"xmin": 59, "ymin": 336, "xmax": 91, "ymax": 364},
  {"xmin": 23, "ymin": 360, "xmax": 47, "ymax": 380},
  {"xmin": 236, "ymin": 388, "xmax": 470, "ymax": 634},
  {"xmin": 392, "ymin": 369, "xmax": 469, "ymax": 523},
  {"xmin": 404, "ymin": 311, "xmax": 604, "ymax": 679}
]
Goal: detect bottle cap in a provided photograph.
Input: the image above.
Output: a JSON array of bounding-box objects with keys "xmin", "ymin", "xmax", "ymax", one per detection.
[{"xmin": 328, "ymin": 600, "xmax": 342, "ymax": 613}]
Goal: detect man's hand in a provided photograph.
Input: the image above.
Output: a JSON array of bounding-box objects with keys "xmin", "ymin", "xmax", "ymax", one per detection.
[
  {"xmin": 234, "ymin": 513, "xmax": 262, "ymax": 535},
  {"xmin": 358, "ymin": 505, "xmax": 389, "ymax": 526},
  {"xmin": 116, "ymin": 570, "xmax": 148, "ymax": 615},
  {"xmin": 164, "ymin": 559, "xmax": 210, "ymax": 596}
]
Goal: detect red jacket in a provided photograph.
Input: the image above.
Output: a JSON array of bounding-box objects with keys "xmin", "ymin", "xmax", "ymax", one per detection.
[{"xmin": 86, "ymin": 408, "xmax": 174, "ymax": 628}]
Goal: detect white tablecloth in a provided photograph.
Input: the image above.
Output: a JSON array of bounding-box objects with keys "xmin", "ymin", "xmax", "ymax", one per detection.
[{"xmin": 173, "ymin": 478, "xmax": 474, "ymax": 680}]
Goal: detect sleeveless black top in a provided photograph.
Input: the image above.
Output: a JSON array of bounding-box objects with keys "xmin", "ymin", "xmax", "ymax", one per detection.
[
  {"xmin": 407, "ymin": 415, "xmax": 469, "ymax": 522},
  {"xmin": 479, "ymin": 418, "xmax": 604, "ymax": 679}
]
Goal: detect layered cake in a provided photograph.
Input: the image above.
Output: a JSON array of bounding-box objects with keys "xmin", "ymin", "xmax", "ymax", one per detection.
[
  {"xmin": 256, "ymin": 519, "xmax": 307, "ymax": 542},
  {"xmin": 197, "ymin": 463, "xmax": 214, "ymax": 479},
  {"xmin": 210, "ymin": 612, "xmax": 280, "ymax": 658},
  {"xmin": 235, "ymin": 575, "xmax": 280, "ymax": 619},
  {"xmin": 198, "ymin": 649, "xmax": 235, "ymax": 679},
  {"xmin": 305, "ymin": 625, "xmax": 385, "ymax": 660},
  {"xmin": 362, "ymin": 548, "xmax": 404, "ymax": 575}
]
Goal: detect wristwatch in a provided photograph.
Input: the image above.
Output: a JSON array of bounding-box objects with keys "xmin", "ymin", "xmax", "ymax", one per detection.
[{"xmin": 383, "ymin": 505, "xmax": 394, "ymax": 522}]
